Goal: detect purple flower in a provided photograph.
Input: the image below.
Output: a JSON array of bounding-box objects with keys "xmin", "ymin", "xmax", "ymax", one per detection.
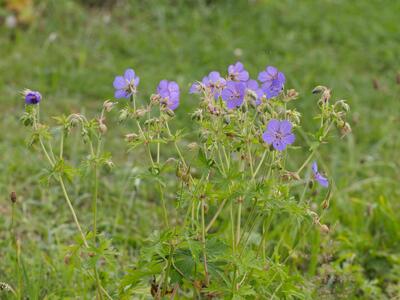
[
  {"xmin": 24, "ymin": 90, "xmax": 42, "ymax": 105},
  {"xmin": 157, "ymin": 80, "xmax": 180, "ymax": 110},
  {"xmin": 221, "ymin": 81, "xmax": 246, "ymax": 109},
  {"xmin": 189, "ymin": 76, "xmax": 209, "ymax": 94},
  {"xmin": 258, "ymin": 66, "xmax": 285, "ymax": 99},
  {"xmin": 113, "ymin": 68, "xmax": 140, "ymax": 99},
  {"xmin": 312, "ymin": 162, "xmax": 329, "ymax": 187},
  {"xmin": 246, "ymin": 79, "xmax": 264, "ymax": 105},
  {"xmin": 228, "ymin": 61, "xmax": 249, "ymax": 82},
  {"xmin": 262, "ymin": 119, "xmax": 295, "ymax": 151}
]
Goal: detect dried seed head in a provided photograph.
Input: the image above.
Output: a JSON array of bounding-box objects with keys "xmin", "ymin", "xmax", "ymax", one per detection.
[{"xmin": 10, "ymin": 191, "xmax": 17, "ymax": 203}]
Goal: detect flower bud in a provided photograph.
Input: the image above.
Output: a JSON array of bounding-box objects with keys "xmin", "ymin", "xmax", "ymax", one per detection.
[
  {"xmin": 340, "ymin": 122, "xmax": 352, "ymax": 137},
  {"xmin": 187, "ymin": 142, "xmax": 199, "ymax": 151},
  {"xmin": 320, "ymin": 224, "xmax": 330, "ymax": 234},
  {"xmin": 164, "ymin": 108, "xmax": 175, "ymax": 117},
  {"xmin": 321, "ymin": 199, "xmax": 329, "ymax": 209},
  {"xmin": 135, "ymin": 108, "xmax": 147, "ymax": 118},
  {"xmin": 191, "ymin": 109, "xmax": 203, "ymax": 121},
  {"xmin": 10, "ymin": 191, "xmax": 17, "ymax": 203},
  {"xmin": 322, "ymin": 89, "xmax": 331, "ymax": 104},
  {"xmin": 125, "ymin": 133, "xmax": 139, "ymax": 142},
  {"xmin": 287, "ymin": 89, "xmax": 299, "ymax": 100},
  {"xmin": 312, "ymin": 85, "xmax": 327, "ymax": 95},
  {"xmin": 335, "ymin": 100, "xmax": 350, "ymax": 112},
  {"xmin": 150, "ymin": 94, "xmax": 161, "ymax": 104},
  {"xmin": 103, "ymin": 100, "xmax": 114, "ymax": 112},
  {"xmin": 99, "ymin": 122, "xmax": 107, "ymax": 134},
  {"xmin": 224, "ymin": 115, "xmax": 231, "ymax": 125},
  {"xmin": 119, "ymin": 108, "xmax": 129, "ymax": 122}
]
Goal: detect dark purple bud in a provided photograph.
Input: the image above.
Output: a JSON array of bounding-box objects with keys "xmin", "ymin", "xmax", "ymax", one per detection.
[{"xmin": 24, "ymin": 90, "xmax": 42, "ymax": 105}]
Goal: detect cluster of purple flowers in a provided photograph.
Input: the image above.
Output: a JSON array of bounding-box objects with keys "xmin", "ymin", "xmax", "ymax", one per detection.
[
  {"xmin": 190, "ymin": 61, "xmax": 285, "ymax": 109},
  {"xmin": 113, "ymin": 68, "xmax": 180, "ymax": 110}
]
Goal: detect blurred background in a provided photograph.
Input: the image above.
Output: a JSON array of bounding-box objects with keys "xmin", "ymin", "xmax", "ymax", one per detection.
[{"xmin": 0, "ymin": 0, "xmax": 399, "ymax": 298}]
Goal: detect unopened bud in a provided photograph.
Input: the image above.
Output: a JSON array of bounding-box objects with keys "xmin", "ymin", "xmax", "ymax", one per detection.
[
  {"xmin": 320, "ymin": 224, "xmax": 330, "ymax": 234},
  {"xmin": 10, "ymin": 191, "xmax": 17, "ymax": 203},
  {"xmin": 340, "ymin": 122, "xmax": 352, "ymax": 137},
  {"xmin": 335, "ymin": 100, "xmax": 350, "ymax": 112},
  {"xmin": 103, "ymin": 100, "xmax": 114, "ymax": 112},
  {"xmin": 125, "ymin": 133, "xmax": 138, "ymax": 142},
  {"xmin": 224, "ymin": 115, "xmax": 231, "ymax": 125},
  {"xmin": 150, "ymin": 94, "xmax": 161, "ymax": 104},
  {"xmin": 284, "ymin": 89, "xmax": 299, "ymax": 102},
  {"xmin": 187, "ymin": 142, "xmax": 199, "ymax": 151},
  {"xmin": 281, "ymin": 171, "xmax": 300, "ymax": 181},
  {"xmin": 164, "ymin": 108, "xmax": 175, "ymax": 117},
  {"xmin": 136, "ymin": 108, "xmax": 147, "ymax": 118},
  {"xmin": 312, "ymin": 85, "xmax": 327, "ymax": 95},
  {"xmin": 119, "ymin": 108, "xmax": 129, "ymax": 122},
  {"xmin": 321, "ymin": 199, "xmax": 329, "ymax": 209},
  {"xmin": 99, "ymin": 122, "xmax": 107, "ymax": 134},
  {"xmin": 322, "ymin": 89, "xmax": 331, "ymax": 103},
  {"xmin": 191, "ymin": 109, "xmax": 203, "ymax": 121}
]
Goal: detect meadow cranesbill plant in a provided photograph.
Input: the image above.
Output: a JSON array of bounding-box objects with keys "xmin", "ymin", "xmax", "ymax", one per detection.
[
  {"xmin": 113, "ymin": 62, "xmax": 351, "ymax": 298},
  {"xmin": 20, "ymin": 92, "xmax": 115, "ymax": 299}
]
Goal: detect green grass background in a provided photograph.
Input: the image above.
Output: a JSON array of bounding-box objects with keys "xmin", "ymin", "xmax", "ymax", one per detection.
[{"xmin": 1, "ymin": 0, "xmax": 399, "ymax": 298}]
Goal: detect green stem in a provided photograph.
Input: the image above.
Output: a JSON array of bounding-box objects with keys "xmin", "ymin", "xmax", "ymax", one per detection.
[
  {"xmin": 58, "ymin": 176, "xmax": 89, "ymax": 248},
  {"xmin": 201, "ymin": 197, "xmax": 210, "ymax": 286}
]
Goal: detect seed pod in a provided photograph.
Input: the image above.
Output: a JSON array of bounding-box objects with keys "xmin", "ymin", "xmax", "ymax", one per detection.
[{"xmin": 10, "ymin": 191, "xmax": 17, "ymax": 203}]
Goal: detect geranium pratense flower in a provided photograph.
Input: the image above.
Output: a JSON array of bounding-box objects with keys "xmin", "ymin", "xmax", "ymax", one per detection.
[
  {"xmin": 312, "ymin": 162, "xmax": 329, "ymax": 187},
  {"xmin": 157, "ymin": 80, "xmax": 180, "ymax": 110},
  {"xmin": 262, "ymin": 119, "xmax": 295, "ymax": 151},
  {"xmin": 258, "ymin": 66, "xmax": 285, "ymax": 99},
  {"xmin": 221, "ymin": 81, "xmax": 246, "ymax": 109},
  {"xmin": 113, "ymin": 68, "xmax": 140, "ymax": 99},
  {"xmin": 190, "ymin": 71, "xmax": 226, "ymax": 99},
  {"xmin": 228, "ymin": 61, "xmax": 249, "ymax": 82},
  {"xmin": 24, "ymin": 90, "xmax": 42, "ymax": 105},
  {"xmin": 189, "ymin": 76, "xmax": 209, "ymax": 94},
  {"xmin": 246, "ymin": 79, "xmax": 264, "ymax": 105}
]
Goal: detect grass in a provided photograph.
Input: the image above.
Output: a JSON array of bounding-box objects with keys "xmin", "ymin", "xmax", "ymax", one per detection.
[{"xmin": 0, "ymin": 0, "xmax": 399, "ymax": 298}]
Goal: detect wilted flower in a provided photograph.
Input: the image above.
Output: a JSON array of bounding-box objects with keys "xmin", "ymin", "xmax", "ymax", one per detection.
[
  {"xmin": 258, "ymin": 66, "xmax": 285, "ymax": 99},
  {"xmin": 262, "ymin": 119, "xmax": 295, "ymax": 151},
  {"xmin": 113, "ymin": 69, "xmax": 140, "ymax": 99},
  {"xmin": 24, "ymin": 90, "xmax": 42, "ymax": 105},
  {"xmin": 221, "ymin": 81, "xmax": 246, "ymax": 109},
  {"xmin": 312, "ymin": 162, "xmax": 329, "ymax": 187},
  {"xmin": 228, "ymin": 61, "xmax": 249, "ymax": 82},
  {"xmin": 246, "ymin": 79, "xmax": 264, "ymax": 105},
  {"xmin": 157, "ymin": 80, "xmax": 180, "ymax": 110}
]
